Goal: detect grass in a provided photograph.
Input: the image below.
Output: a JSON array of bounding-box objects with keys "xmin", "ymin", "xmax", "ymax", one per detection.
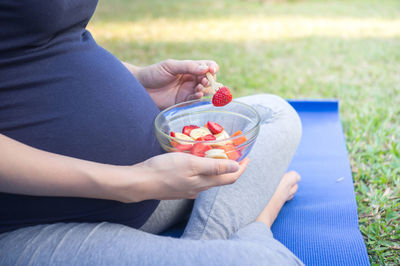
[{"xmin": 88, "ymin": 0, "xmax": 400, "ymax": 264}]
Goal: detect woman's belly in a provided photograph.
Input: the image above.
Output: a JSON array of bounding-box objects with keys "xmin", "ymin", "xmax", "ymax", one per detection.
[{"xmin": 0, "ymin": 32, "xmax": 163, "ymax": 233}]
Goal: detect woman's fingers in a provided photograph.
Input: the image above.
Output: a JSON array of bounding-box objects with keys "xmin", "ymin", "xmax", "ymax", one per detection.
[
  {"xmin": 203, "ymin": 158, "xmax": 250, "ymax": 187},
  {"xmin": 162, "ymin": 59, "xmax": 205, "ymax": 75},
  {"xmin": 191, "ymin": 156, "xmax": 239, "ymax": 176},
  {"xmin": 201, "ymin": 77, "xmax": 208, "ymax": 86},
  {"xmin": 200, "ymin": 60, "xmax": 219, "ymax": 74},
  {"xmin": 162, "ymin": 59, "xmax": 219, "ymax": 76},
  {"xmin": 195, "ymin": 83, "xmax": 205, "ymax": 93},
  {"xmin": 162, "ymin": 59, "xmax": 218, "ymax": 97},
  {"xmin": 192, "ymin": 157, "xmax": 250, "ymax": 187},
  {"xmin": 186, "ymin": 92, "xmax": 203, "ymax": 101}
]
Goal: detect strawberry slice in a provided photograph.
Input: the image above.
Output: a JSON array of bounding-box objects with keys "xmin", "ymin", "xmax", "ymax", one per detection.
[
  {"xmin": 191, "ymin": 143, "xmax": 211, "ymax": 157},
  {"xmin": 170, "ymin": 131, "xmax": 176, "ymax": 137},
  {"xmin": 182, "ymin": 125, "xmax": 199, "ymax": 136},
  {"xmin": 207, "ymin": 121, "xmax": 224, "ymax": 134},
  {"xmin": 212, "ymin": 86, "xmax": 232, "ymax": 107},
  {"xmin": 203, "ymin": 134, "xmax": 216, "ymax": 141},
  {"xmin": 176, "ymin": 144, "xmax": 193, "ymax": 152},
  {"xmin": 196, "ymin": 134, "xmax": 216, "ymax": 141}
]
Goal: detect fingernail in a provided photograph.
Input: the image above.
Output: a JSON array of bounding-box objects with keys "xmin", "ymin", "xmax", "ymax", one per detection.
[
  {"xmin": 198, "ymin": 64, "xmax": 208, "ymax": 70},
  {"xmin": 228, "ymin": 161, "xmax": 240, "ymax": 172},
  {"xmin": 212, "ymin": 67, "xmax": 217, "ymax": 73}
]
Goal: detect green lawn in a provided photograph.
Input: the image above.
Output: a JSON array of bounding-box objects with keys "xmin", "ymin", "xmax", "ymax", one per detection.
[{"xmin": 89, "ymin": 0, "xmax": 400, "ymax": 264}]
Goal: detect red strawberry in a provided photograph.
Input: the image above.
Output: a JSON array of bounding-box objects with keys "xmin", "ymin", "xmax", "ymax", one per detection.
[
  {"xmin": 182, "ymin": 125, "xmax": 199, "ymax": 136},
  {"xmin": 196, "ymin": 134, "xmax": 216, "ymax": 141},
  {"xmin": 170, "ymin": 131, "xmax": 176, "ymax": 137},
  {"xmin": 203, "ymin": 134, "xmax": 217, "ymax": 141},
  {"xmin": 176, "ymin": 144, "xmax": 193, "ymax": 152},
  {"xmin": 207, "ymin": 121, "xmax": 223, "ymax": 134},
  {"xmin": 191, "ymin": 143, "xmax": 211, "ymax": 157},
  {"xmin": 212, "ymin": 86, "xmax": 232, "ymax": 107}
]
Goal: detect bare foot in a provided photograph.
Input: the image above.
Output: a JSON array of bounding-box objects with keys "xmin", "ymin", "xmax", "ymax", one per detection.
[{"xmin": 256, "ymin": 171, "xmax": 301, "ymax": 228}]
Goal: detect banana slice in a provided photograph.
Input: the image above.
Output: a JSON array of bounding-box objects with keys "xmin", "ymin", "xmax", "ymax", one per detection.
[
  {"xmin": 215, "ymin": 130, "xmax": 230, "ymax": 140},
  {"xmin": 205, "ymin": 149, "xmax": 228, "ymax": 159},
  {"xmin": 214, "ymin": 130, "xmax": 232, "ymax": 146},
  {"xmin": 190, "ymin": 127, "xmax": 212, "ymax": 140},
  {"xmin": 174, "ymin": 132, "xmax": 194, "ymax": 144}
]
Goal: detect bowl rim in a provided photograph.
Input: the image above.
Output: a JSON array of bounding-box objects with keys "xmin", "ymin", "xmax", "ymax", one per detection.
[{"xmin": 154, "ymin": 99, "xmax": 261, "ymax": 144}]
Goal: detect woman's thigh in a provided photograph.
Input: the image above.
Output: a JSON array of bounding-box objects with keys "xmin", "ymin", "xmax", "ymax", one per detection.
[
  {"xmin": 182, "ymin": 94, "xmax": 302, "ymax": 240},
  {"xmin": 0, "ymin": 222, "xmax": 302, "ymax": 266},
  {"xmin": 140, "ymin": 199, "xmax": 194, "ymax": 234}
]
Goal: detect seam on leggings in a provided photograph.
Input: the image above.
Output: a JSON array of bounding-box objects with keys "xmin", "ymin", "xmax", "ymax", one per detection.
[
  {"xmin": 73, "ymin": 222, "xmax": 106, "ymax": 265},
  {"xmin": 13, "ymin": 227, "xmax": 44, "ymax": 265},
  {"xmin": 197, "ymin": 186, "xmax": 221, "ymax": 239},
  {"xmin": 15, "ymin": 225, "xmax": 54, "ymax": 265},
  {"xmin": 48, "ymin": 223, "xmax": 83, "ymax": 265}
]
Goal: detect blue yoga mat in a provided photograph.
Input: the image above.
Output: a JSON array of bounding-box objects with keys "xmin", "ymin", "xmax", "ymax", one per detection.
[{"xmin": 161, "ymin": 100, "xmax": 370, "ymax": 266}]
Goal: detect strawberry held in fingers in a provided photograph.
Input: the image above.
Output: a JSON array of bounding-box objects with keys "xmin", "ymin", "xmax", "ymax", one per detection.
[{"xmin": 212, "ymin": 86, "xmax": 232, "ymax": 107}]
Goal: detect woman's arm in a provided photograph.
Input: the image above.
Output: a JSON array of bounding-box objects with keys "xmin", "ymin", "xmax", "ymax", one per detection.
[
  {"xmin": 0, "ymin": 133, "xmax": 137, "ymax": 201},
  {"xmin": 0, "ymin": 134, "xmax": 247, "ymax": 203}
]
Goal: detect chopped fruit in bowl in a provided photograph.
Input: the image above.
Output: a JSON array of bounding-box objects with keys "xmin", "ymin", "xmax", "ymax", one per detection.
[
  {"xmin": 154, "ymin": 99, "xmax": 261, "ymax": 162},
  {"xmin": 167, "ymin": 121, "xmax": 245, "ymax": 160}
]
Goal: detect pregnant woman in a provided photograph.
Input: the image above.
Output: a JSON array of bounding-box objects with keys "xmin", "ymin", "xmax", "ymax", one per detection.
[{"xmin": 0, "ymin": 1, "xmax": 303, "ymax": 265}]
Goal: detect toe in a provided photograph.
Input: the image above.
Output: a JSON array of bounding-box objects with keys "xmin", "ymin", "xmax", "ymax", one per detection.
[
  {"xmin": 286, "ymin": 171, "xmax": 301, "ymax": 183},
  {"xmin": 290, "ymin": 183, "xmax": 298, "ymax": 195}
]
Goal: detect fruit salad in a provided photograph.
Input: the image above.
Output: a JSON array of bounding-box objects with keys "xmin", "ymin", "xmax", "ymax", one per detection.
[{"xmin": 170, "ymin": 121, "xmax": 247, "ymax": 161}]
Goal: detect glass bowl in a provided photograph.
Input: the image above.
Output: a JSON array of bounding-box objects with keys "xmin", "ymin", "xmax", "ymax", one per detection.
[{"xmin": 154, "ymin": 99, "xmax": 261, "ymax": 161}]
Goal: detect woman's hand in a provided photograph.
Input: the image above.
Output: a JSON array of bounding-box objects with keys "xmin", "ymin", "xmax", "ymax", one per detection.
[
  {"xmin": 117, "ymin": 153, "xmax": 249, "ymax": 202},
  {"xmin": 125, "ymin": 59, "xmax": 219, "ymax": 110}
]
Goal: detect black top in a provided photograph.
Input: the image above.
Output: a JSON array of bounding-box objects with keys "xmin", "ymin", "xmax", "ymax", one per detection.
[{"xmin": 0, "ymin": 0, "xmax": 162, "ymax": 233}]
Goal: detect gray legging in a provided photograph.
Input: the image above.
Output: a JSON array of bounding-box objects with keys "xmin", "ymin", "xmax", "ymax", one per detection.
[{"xmin": 0, "ymin": 94, "xmax": 303, "ymax": 266}]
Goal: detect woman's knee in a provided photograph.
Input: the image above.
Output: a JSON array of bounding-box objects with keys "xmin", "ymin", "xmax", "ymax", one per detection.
[
  {"xmin": 264, "ymin": 94, "xmax": 301, "ymax": 145},
  {"xmin": 239, "ymin": 94, "xmax": 302, "ymax": 150}
]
